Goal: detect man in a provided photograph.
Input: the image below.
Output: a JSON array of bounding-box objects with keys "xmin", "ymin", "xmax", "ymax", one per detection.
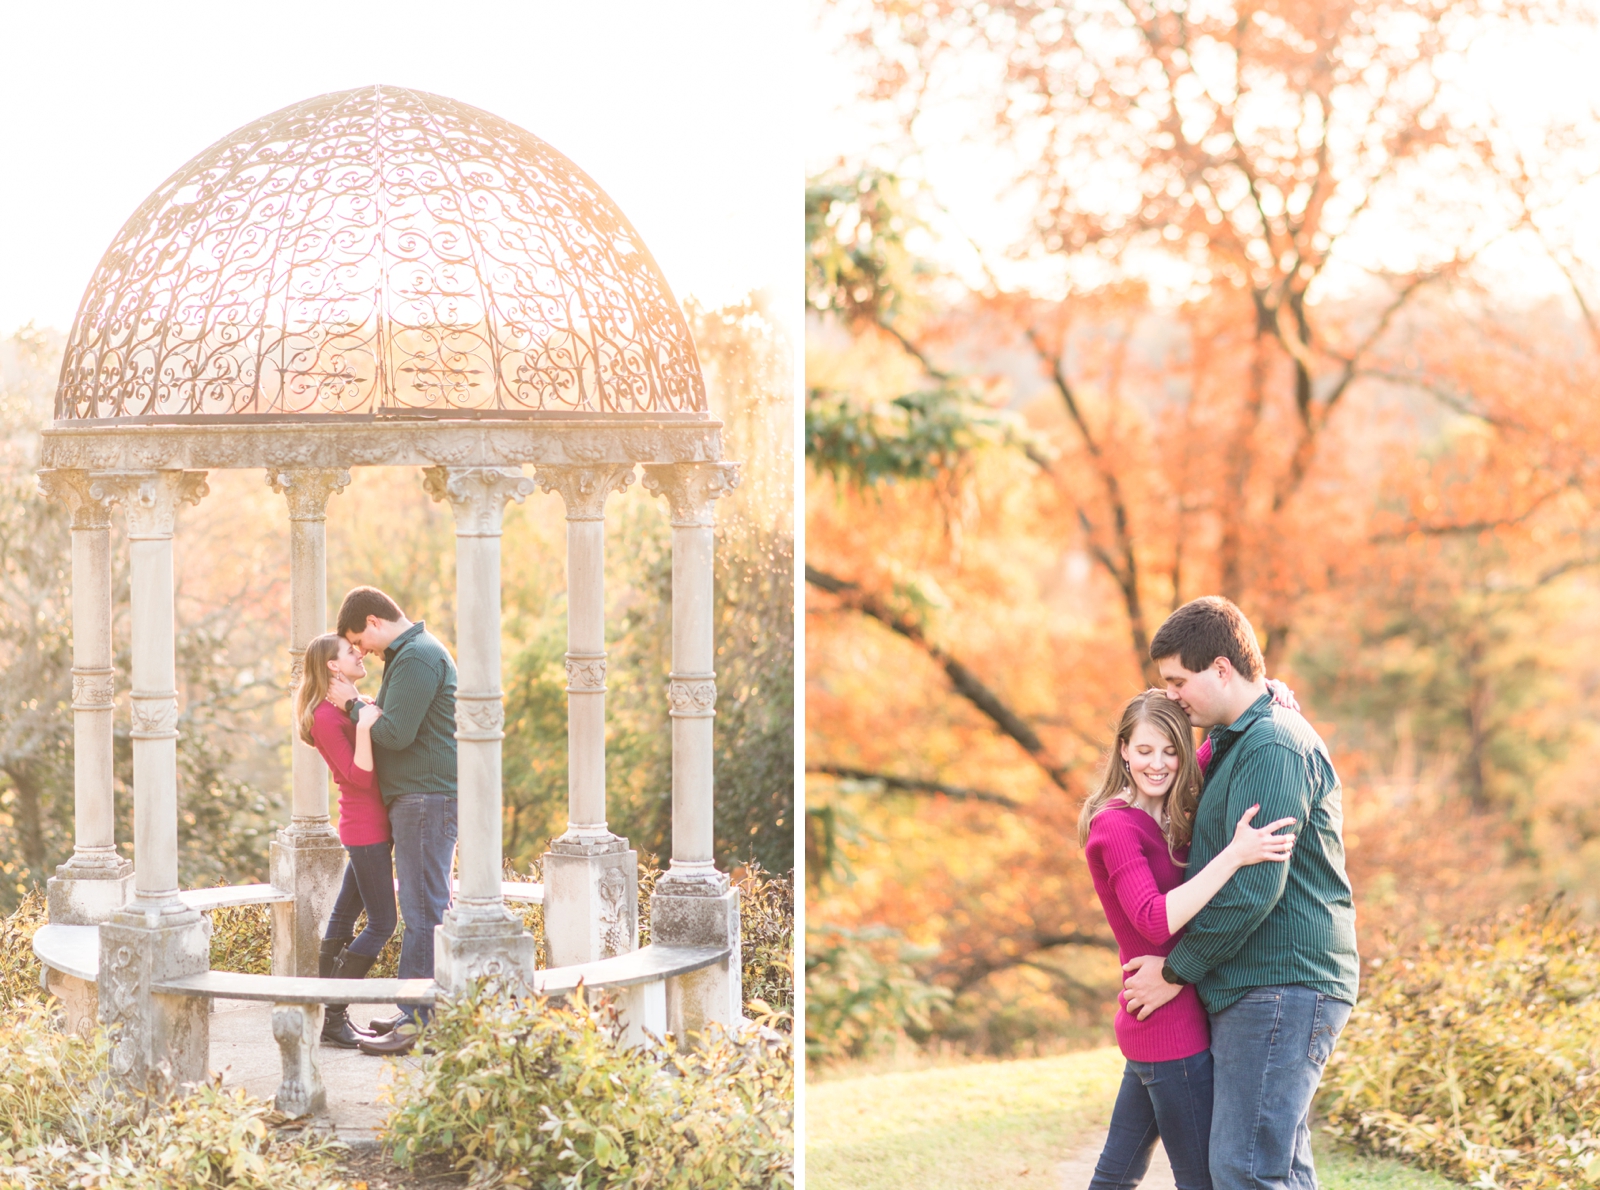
[
  {"xmin": 328, "ymin": 586, "xmax": 458, "ymax": 1056},
  {"xmin": 1121, "ymin": 596, "xmax": 1358, "ymax": 1190}
]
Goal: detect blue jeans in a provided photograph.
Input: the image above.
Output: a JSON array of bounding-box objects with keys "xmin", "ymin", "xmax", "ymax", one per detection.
[
  {"xmin": 1209, "ymin": 985, "xmax": 1353, "ymax": 1190},
  {"xmin": 389, "ymin": 793, "xmax": 458, "ymax": 1023},
  {"xmin": 1089, "ymin": 1049, "xmax": 1214, "ymax": 1190},
  {"xmin": 324, "ymin": 841, "xmax": 397, "ymax": 959}
]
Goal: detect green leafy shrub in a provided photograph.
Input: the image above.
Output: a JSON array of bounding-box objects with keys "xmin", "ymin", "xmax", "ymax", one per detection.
[
  {"xmin": 384, "ymin": 983, "xmax": 793, "ymax": 1189},
  {"xmin": 1323, "ymin": 900, "xmax": 1600, "ymax": 1189},
  {"xmin": 804, "ymin": 924, "xmax": 950, "ymax": 1063}
]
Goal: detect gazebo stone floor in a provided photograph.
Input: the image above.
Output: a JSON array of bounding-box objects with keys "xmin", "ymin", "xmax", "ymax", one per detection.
[{"xmin": 209, "ymin": 997, "xmax": 414, "ymax": 1142}]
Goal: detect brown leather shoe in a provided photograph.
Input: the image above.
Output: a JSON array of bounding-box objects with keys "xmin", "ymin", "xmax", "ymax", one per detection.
[
  {"xmin": 358, "ymin": 1024, "xmax": 419, "ymax": 1056},
  {"xmin": 367, "ymin": 1010, "xmax": 407, "ymax": 1036}
]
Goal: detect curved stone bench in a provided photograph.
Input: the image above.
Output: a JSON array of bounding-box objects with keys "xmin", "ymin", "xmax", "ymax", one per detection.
[{"xmin": 35, "ymin": 921, "xmax": 722, "ymax": 1117}]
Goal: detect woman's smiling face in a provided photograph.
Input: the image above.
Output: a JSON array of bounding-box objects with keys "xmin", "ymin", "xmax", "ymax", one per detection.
[
  {"xmin": 328, "ymin": 636, "xmax": 368, "ymax": 683},
  {"xmin": 1121, "ymin": 718, "xmax": 1178, "ymax": 803}
]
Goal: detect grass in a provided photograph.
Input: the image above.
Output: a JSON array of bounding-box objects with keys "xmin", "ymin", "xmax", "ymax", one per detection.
[{"xmin": 805, "ymin": 1046, "xmax": 1461, "ymax": 1190}]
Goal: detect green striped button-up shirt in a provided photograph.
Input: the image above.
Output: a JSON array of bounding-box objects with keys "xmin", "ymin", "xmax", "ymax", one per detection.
[{"xmin": 1166, "ymin": 692, "xmax": 1359, "ymax": 1013}]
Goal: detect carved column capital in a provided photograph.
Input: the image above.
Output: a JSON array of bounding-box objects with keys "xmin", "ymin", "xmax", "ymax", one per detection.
[
  {"xmin": 640, "ymin": 462, "xmax": 741, "ymax": 527},
  {"xmin": 422, "ymin": 466, "xmax": 536, "ymax": 536},
  {"xmin": 87, "ymin": 471, "xmax": 209, "ymax": 539},
  {"xmin": 38, "ymin": 468, "xmax": 117, "ymax": 530},
  {"xmin": 533, "ymin": 463, "xmax": 635, "ymax": 522},
  {"xmin": 267, "ymin": 468, "xmax": 351, "ymax": 522}
]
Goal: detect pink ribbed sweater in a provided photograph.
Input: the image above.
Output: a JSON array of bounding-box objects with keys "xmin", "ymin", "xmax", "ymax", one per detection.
[{"xmin": 1084, "ymin": 802, "xmax": 1210, "ymax": 1061}]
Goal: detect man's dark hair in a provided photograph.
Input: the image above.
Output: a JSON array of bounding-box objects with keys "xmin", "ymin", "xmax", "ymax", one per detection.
[
  {"xmin": 336, "ymin": 586, "xmax": 403, "ymax": 637},
  {"xmin": 1149, "ymin": 596, "xmax": 1264, "ymax": 681}
]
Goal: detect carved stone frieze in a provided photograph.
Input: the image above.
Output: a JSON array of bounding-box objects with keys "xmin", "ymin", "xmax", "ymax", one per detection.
[
  {"xmin": 267, "ymin": 467, "xmax": 351, "ymax": 522},
  {"xmin": 667, "ymin": 676, "xmax": 718, "ymax": 719},
  {"xmin": 455, "ymin": 695, "xmax": 506, "ymax": 738},
  {"xmin": 37, "ymin": 468, "xmax": 116, "ymax": 530},
  {"xmin": 38, "ymin": 419, "xmax": 723, "ymax": 474},
  {"xmin": 534, "ymin": 463, "xmax": 635, "ymax": 521},
  {"xmin": 564, "ymin": 655, "xmax": 608, "ymax": 692},
  {"xmin": 640, "ymin": 462, "xmax": 741, "ymax": 527},
  {"xmin": 129, "ymin": 694, "xmax": 179, "ymax": 740},
  {"xmin": 423, "ymin": 466, "xmax": 536, "ymax": 536},
  {"xmin": 71, "ymin": 668, "xmax": 115, "ymax": 710},
  {"xmin": 87, "ymin": 470, "xmax": 209, "ymax": 538}
]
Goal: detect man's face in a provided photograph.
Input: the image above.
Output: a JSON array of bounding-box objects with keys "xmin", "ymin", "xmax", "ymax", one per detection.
[
  {"xmin": 344, "ymin": 616, "xmax": 390, "ymax": 659},
  {"xmin": 1157, "ymin": 656, "xmax": 1229, "ymax": 728}
]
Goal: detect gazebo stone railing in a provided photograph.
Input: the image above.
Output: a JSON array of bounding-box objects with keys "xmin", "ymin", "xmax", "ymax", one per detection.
[{"xmin": 30, "ymin": 86, "xmax": 746, "ymax": 1111}]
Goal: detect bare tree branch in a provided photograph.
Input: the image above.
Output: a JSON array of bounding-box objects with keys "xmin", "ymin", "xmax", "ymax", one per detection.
[
  {"xmin": 805, "ymin": 563, "xmax": 1073, "ymax": 792},
  {"xmin": 806, "ymin": 764, "xmax": 1021, "ymax": 809}
]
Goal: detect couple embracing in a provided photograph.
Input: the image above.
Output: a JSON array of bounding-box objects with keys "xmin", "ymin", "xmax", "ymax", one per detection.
[
  {"xmin": 291, "ymin": 586, "xmax": 459, "ymax": 1057},
  {"xmin": 1081, "ymin": 596, "xmax": 1359, "ymax": 1190}
]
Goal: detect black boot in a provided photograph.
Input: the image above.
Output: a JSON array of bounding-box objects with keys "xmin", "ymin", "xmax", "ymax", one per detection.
[{"xmin": 319, "ymin": 938, "xmax": 367, "ymax": 1048}]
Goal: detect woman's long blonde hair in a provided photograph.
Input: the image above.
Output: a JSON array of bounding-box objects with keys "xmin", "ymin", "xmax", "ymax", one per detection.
[
  {"xmin": 1076, "ymin": 690, "xmax": 1203, "ymax": 862},
  {"xmin": 294, "ymin": 633, "xmax": 347, "ymax": 746}
]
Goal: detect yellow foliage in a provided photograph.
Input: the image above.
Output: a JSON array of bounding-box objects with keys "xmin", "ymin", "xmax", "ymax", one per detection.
[{"xmin": 1324, "ymin": 901, "xmax": 1600, "ymax": 1190}]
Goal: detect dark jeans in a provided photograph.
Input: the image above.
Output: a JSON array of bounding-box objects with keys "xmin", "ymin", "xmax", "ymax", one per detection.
[
  {"xmin": 1209, "ymin": 985, "xmax": 1353, "ymax": 1190},
  {"xmin": 1089, "ymin": 1049, "xmax": 1214, "ymax": 1190},
  {"xmin": 389, "ymin": 792, "xmax": 457, "ymax": 1023},
  {"xmin": 324, "ymin": 841, "xmax": 396, "ymax": 959}
]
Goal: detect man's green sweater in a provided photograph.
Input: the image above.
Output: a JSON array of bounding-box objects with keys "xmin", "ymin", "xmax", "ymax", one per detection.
[
  {"xmin": 351, "ymin": 621, "xmax": 458, "ymax": 802},
  {"xmin": 1165, "ymin": 691, "xmax": 1359, "ymax": 1013}
]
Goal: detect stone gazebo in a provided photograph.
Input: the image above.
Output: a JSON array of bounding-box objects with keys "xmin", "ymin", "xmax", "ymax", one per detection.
[{"xmin": 31, "ymin": 86, "xmax": 742, "ymax": 1109}]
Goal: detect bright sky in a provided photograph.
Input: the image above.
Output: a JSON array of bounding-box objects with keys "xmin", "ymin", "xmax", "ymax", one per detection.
[
  {"xmin": 0, "ymin": 0, "xmax": 798, "ymax": 339},
  {"xmin": 808, "ymin": 7, "xmax": 1600, "ymax": 306}
]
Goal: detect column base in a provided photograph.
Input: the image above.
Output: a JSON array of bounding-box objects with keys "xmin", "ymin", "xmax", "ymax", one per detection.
[
  {"xmin": 270, "ymin": 823, "xmax": 345, "ymax": 978},
  {"xmin": 98, "ymin": 911, "xmax": 211, "ymax": 1096},
  {"xmin": 433, "ymin": 910, "xmax": 537, "ymax": 994},
  {"xmin": 47, "ymin": 853, "xmax": 134, "ymax": 924},
  {"xmin": 650, "ymin": 883, "xmax": 742, "ymax": 1038},
  {"xmin": 543, "ymin": 840, "xmax": 638, "ymax": 967}
]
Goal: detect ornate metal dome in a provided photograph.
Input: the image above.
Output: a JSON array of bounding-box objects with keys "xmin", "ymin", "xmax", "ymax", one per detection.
[{"xmin": 56, "ymin": 86, "xmax": 706, "ymax": 421}]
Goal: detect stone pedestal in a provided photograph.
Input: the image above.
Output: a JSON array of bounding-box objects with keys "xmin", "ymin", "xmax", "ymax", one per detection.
[
  {"xmin": 271, "ymin": 1003, "xmax": 326, "ymax": 1118},
  {"xmin": 544, "ymin": 840, "xmax": 638, "ymax": 966},
  {"xmin": 99, "ymin": 909, "xmax": 212, "ymax": 1096},
  {"xmin": 269, "ymin": 828, "xmax": 346, "ymax": 978},
  {"xmin": 653, "ymin": 885, "xmax": 742, "ymax": 1036},
  {"xmin": 45, "ymin": 968, "xmax": 100, "ymax": 1037}
]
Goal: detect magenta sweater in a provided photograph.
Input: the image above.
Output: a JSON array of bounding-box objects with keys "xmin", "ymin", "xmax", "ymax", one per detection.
[
  {"xmin": 310, "ymin": 701, "xmax": 393, "ymax": 847},
  {"xmin": 1084, "ymin": 802, "xmax": 1211, "ymax": 1061}
]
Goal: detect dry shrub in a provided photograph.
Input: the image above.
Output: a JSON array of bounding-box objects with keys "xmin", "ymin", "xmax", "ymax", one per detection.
[
  {"xmin": 206, "ymin": 903, "xmax": 271, "ymax": 975},
  {"xmin": 0, "ymin": 1002, "xmax": 345, "ymax": 1189},
  {"xmin": 384, "ymin": 982, "xmax": 792, "ymax": 1189},
  {"xmin": 736, "ymin": 864, "xmax": 793, "ymax": 1024},
  {"xmin": 1323, "ymin": 899, "xmax": 1600, "ymax": 1189},
  {"xmin": 0, "ymin": 893, "xmax": 47, "ymax": 1010}
]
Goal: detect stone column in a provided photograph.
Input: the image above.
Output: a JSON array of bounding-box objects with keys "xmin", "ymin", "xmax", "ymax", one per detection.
[
  {"xmin": 266, "ymin": 469, "xmax": 351, "ymax": 978},
  {"xmin": 37, "ymin": 470, "xmax": 133, "ymax": 925},
  {"xmin": 423, "ymin": 466, "xmax": 538, "ymax": 991},
  {"xmin": 641, "ymin": 462, "xmax": 743, "ymax": 1035},
  {"xmin": 534, "ymin": 464, "xmax": 639, "ymax": 967},
  {"xmin": 90, "ymin": 469, "xmax": 212, "ymax": 1095}
]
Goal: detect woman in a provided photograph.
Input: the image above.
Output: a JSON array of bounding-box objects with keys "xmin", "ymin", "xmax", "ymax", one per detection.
[
  {"xmin": 294, "ymin": 633, "xmax": 397, "ymax": 1049},
  {"xmin": 1079, "ymin": 690, "xmax": 1296, "ymax": 1190}
]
